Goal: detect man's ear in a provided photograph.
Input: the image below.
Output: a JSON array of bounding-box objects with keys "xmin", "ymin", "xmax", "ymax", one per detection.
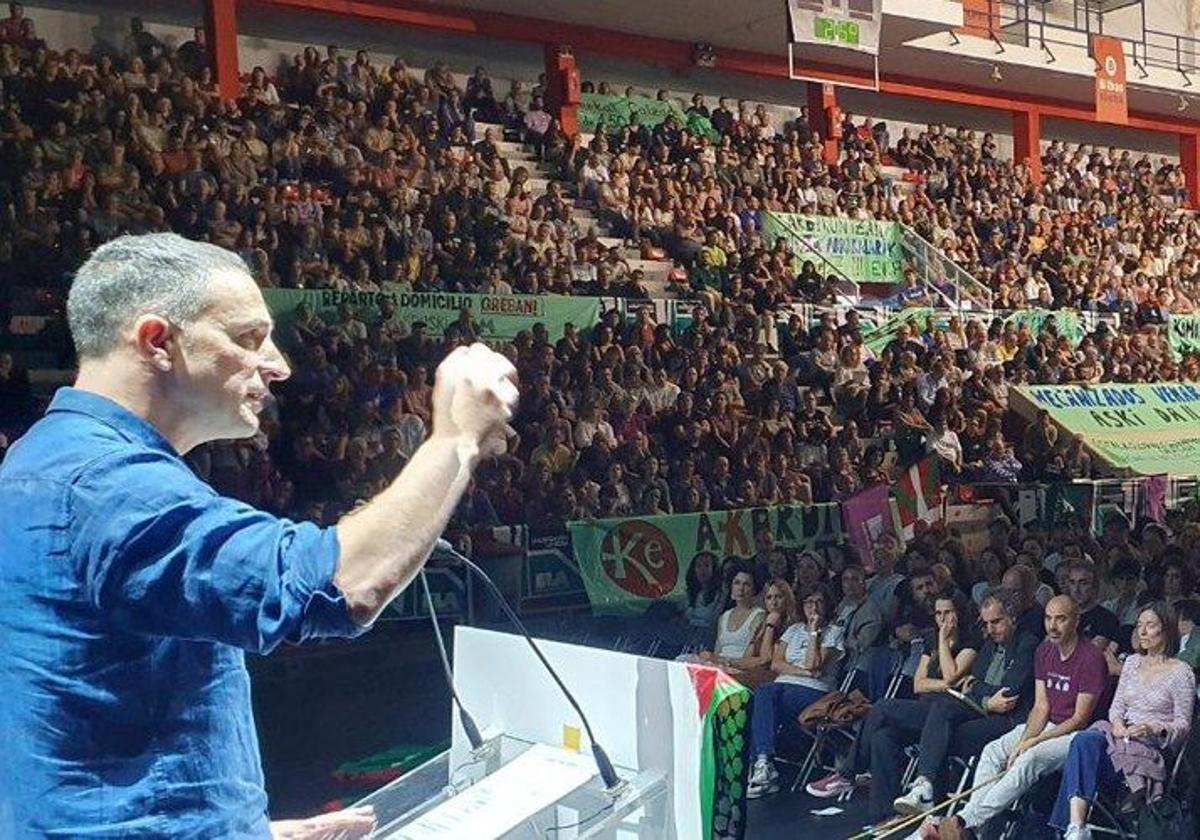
[{"xmin": 133, "ymin": 314, "xmax": 175, "ymax": 372}]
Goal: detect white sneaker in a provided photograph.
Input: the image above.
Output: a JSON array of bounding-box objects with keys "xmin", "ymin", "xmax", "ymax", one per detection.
[
  {"xmin": 746, "ymin": 756, "xmax": 780, "ymax": 798},
  {"xmin": 1064, "ymin": 825, "xmax": 1093, "ymax": 840},
  {"xmin": 893, "ymin": 776, "xmax": 934, "ymax": 816}
]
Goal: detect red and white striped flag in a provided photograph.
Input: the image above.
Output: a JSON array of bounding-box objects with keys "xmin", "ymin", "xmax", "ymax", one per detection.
[{"xmin": 892, "ymin": 456, "xmax": 944, "ymax": 540}]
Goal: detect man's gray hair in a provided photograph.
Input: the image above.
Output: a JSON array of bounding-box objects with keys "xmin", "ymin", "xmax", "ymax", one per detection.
[
  {"xmin": 67, "ymin": 233, "xmax": 249, "ymax": 359},
  {"xmin": 980, "ymin": 589, "xmax": 1020, "ymax": 621}
]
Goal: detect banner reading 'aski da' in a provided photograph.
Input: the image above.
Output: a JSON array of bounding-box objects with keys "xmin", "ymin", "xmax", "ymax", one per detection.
[
  {"xmin": 1092, "ymin": 35, "xmax": 1128, "ymax": 125},
  {"xmin": 1012, "ymin": 383, "xmax": 1200, "ymax": 476}
]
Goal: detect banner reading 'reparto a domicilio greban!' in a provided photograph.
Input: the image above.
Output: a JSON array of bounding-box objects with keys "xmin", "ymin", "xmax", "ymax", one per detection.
[{"xmin": 264, "ymin": 287, "xmax": 601, "ymax": 344}]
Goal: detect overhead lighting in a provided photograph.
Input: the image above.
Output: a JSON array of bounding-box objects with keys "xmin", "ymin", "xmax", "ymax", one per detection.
[
  {"xmin": 1179, "ymin": 94, "xmax": 1189, "ymax": 112},
  {"xmin": 991, "ymin": 64, "xmax": 1003, "ymax": 83}
]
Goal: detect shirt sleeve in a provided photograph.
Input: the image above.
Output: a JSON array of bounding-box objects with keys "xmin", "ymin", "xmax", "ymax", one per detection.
[
  {"xmin": 1108, "ymin": 654, "xmax": 1135, "ymax": 725},
  {"xmin": 1167, "ymin": 664, "xmax": 1196, "ymax": 751},
  {"xmin": 70, "ymin": 448, "xmax": 368, "ymax": 653},
  {"xmin": 824, "ymin": 624, "xmax": 846, "ymax": 655}
]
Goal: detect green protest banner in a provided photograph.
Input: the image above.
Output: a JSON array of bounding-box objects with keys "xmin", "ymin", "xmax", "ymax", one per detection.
[
  {"xmin": 578, "ymin": 93, "xmax": 719, "ymax": 141},
  {"xmin": 762, "ymin": 211, "xmax": 904, "ymax": 283},
  {"xmin": 1013, "ymin": 383, "xmax": 1200, "ymax": 476},
  {"xmin": 859, "ymin": 307, "xmax": 936, "ymax": 354},
  {"xmin": 263, "ymin": 287, "xmax": 600, "ymax": 345},
  {"xmin": 1168, "ymin": 314, "xmax": 1200, "ymax": 360},
  {"xmin": 568, "ymin": 504, "xmax": 844, "ymax": 616},
  {"xmin": 1003, "ymin": 309, "xmax": 1084, "ymax": 346}
]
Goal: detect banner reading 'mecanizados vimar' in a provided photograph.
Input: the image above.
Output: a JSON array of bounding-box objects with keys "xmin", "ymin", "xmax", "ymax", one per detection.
[
  {"xmin": 1012, "ymin": 383, "xmax": 1200, "ymax": 476},
  {"xmin": 568, "ymin": 505, "xmax": 844, "ymax": 616}
]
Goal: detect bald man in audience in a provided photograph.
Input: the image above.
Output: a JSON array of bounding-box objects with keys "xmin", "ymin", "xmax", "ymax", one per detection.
[{"xmin": 935, "ymin": 596, "xmax": 1109, "ymax": 840}]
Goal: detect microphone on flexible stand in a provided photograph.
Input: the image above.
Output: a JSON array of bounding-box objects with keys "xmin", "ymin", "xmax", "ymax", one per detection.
[
  {"xmin": 418, "ymin": 566, "xmax": 484, "ymax": 752},
  {"xmin": 431, "ymin": 538, "xmax": 626, "ymax": 795}
]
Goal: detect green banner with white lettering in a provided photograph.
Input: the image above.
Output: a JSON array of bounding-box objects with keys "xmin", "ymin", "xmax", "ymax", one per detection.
[
  {"xmin": 263, "ymin": 287, "xmax": 600, "ymax": 345},
  {"xmin": 1168, "ymin": 314, "xmax": 1200, "ymax": 360},
  {"xmin": 579, "ymin": 93, "xmax": 719, "ymax": 141},
  {"xmin": 1004, "ymin": 309, "xmax": 1085, "ymax": 346},
  {"xmin": 860, "ymin": 307, "xmax": 937, "ymax": 354},
  {"xmin": 568, "ymin": 505, "xmax": 844, "ymax": 616},
  {"xmin": 762, "ymin": 211, "xmax": 904, "ymax": 283},
  {"xmin": 1013, "ymin": 383, "xmax": 1200, "ymax": 476}
]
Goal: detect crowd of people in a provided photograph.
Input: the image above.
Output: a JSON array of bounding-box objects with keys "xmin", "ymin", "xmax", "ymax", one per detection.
[
  {"xmin": 5, "ymin": 5, "xmax": 1200, "ymax": 838},
  {"xmin": 2, "ymin": 6, "xmax": 1196, "ymax": 539},
  {"xmin": 691, "ymin": 506, "xmax": 1200, "ymax": 838},
  {"xmin": 564, "ymin": 93, "xmax": 1199, "ymax": 318}
]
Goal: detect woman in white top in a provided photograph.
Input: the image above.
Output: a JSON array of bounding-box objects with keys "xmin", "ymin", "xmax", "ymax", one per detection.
[
  {"xmin": 747, "ymin": 585, "xmax": 845, "ymax": 798},
  {"xmin": 912, "ymin": 408, "xmax": 962, "ymax": 476},
  {"xmin": 691, "ymin": 561, "xmax": 763, "ymax": 657},
  {"xmin": 700, "ymin": 564, "xmax": 765, "ymax": 663}
]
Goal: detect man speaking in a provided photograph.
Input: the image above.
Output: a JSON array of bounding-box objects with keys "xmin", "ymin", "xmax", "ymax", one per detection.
[{"xmin": 0, "ymin": 234, "xmax": 518, "ymax": 837}]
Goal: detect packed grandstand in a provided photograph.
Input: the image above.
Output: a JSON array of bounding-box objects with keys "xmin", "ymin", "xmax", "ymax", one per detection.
[{"xmin": 5, "ymin": 3, "xmax": 1200, "ymax": 838}]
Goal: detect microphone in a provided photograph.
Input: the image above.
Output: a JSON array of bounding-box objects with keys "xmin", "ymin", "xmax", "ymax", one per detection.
[
  {"xmin": 431, "ymin": 538, "xmax": 625, "ymax": 794},
  {"xmin": 418, "ymin": 564, "xmax": 485, "ymax": 752}
]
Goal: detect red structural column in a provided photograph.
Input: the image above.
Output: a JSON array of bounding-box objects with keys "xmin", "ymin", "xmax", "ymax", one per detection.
[
  {"xmin": 1181, "ymin": 133, "xmax": 1200, "ymax": 210},
  {"xmin": 544, "ymin": 45, "xmax": 580, "ymax": 138},
  {"xmin": 960, "ymin": 0, "xmax": 1000, "ymax": 38},
  {"xmin": 1012, "ymin": 108, "xmax": 1042, "ymax": 186},
  {"xmin": 205, "ymin": 0, "xmax": 240, "ymax": 101},
  {"xmin": 806, "ymin": 82, "xmax": 841, "ymax": 165}
]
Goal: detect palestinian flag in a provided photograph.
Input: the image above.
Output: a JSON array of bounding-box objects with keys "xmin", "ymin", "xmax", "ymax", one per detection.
[
  {"xmin": 687, "ymin": 665, "xmax": 750, "ymax": 839},
  {"xmin": 892, "ymin": 456, "xmax": 943, "ymax": 540}
]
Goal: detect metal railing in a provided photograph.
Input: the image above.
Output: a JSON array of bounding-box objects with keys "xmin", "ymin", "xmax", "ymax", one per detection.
[
  {"xmin": 962, "ymin": 0, "xmax": 1200, "ymax": 82},
  {"xmin": 898, "ymin": 223, "xmax": 994, "ymax": 314},
  {"xmin": 764, "ymin": 213, "xmax": 863, "ymax": 304},
  {"xmin": 1140, "ymin": 29, "xmax": 1200, "ymax": 77}
]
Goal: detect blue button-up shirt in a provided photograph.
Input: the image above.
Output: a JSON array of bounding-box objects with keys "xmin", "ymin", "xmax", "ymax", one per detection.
[{"xmin": 0, "ymin": 388, "xmax": 367, "ymax": 837}]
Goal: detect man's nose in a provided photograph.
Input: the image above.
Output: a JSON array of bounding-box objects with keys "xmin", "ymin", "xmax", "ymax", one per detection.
[{"xmin": 260, "ymin": 338, "xmax": 291, "ymax": 383}]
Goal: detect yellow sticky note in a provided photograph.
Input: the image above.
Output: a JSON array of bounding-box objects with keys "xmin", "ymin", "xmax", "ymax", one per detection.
[{"xmin": 562, "ymin": 724, "xmax": 581, "ymax": 753}]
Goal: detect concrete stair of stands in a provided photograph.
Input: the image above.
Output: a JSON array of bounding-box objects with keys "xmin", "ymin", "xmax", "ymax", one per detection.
[{"xmin": 476, "ymin": 121, "xmax": 677, "ymax": 295}]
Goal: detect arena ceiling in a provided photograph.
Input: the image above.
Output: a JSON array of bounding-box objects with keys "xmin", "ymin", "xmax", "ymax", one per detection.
[
  {"xmin": 245, "ymin": 0, "xmax": 1200, "ymax": 130},
  {"xmin": 432, "ymin": 0, "xmax": 944, "ymax": 55},
  {"xmin": 422, "ymin": 0, "xmax": 1196, "ymax": 124}
]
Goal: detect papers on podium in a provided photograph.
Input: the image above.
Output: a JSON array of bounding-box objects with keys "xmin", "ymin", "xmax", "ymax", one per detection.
[{"xmin": 390, "ymin": 743, "xmax": 597, "ymax": 839}]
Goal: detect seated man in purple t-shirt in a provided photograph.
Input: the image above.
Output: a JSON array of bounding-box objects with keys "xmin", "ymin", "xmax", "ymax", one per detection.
[{"xmin": 934, "ymin": 595, "xmax": 1109, "ymax": 840}]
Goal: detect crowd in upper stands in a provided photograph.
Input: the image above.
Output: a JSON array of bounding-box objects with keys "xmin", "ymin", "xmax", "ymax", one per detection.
[
  {"xmin": 0, "ymin": 3, "xmax": 1196, "ymax": 535},
  {"xmin": 7, "ymin": 5, "xmax": 1200, "ymax": 837}
]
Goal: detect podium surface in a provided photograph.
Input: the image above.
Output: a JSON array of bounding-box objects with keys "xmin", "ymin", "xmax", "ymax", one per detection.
[{"xmin": 355, "ymin": 627, "xmax": 750, "ymax": 839}]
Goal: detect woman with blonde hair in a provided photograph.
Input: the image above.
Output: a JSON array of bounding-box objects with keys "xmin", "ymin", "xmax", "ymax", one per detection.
[{"xmin": 707, "ymin": 579, "xmax": 799, "ymax": 687}]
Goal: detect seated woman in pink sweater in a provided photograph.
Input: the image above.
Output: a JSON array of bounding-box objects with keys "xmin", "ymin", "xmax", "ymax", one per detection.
[{"xmin": 1050, "ymin": 601, "xmax": 1195, "ymax": 840}]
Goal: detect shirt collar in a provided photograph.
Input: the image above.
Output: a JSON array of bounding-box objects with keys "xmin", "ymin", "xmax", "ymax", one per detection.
[{"xmin": 47, "ymin": 387, "xmax": 179, "ymax": 455}]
